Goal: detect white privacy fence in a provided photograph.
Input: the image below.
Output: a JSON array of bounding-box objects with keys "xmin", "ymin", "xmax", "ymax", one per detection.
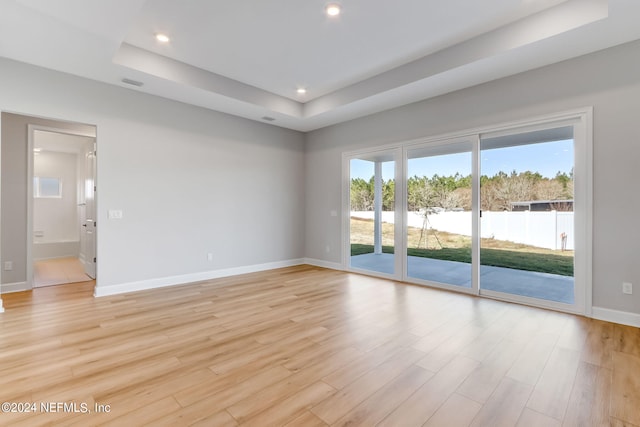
[{"xmin": 351, "ymin": 210, "xmax": 574, "ymax": 251}]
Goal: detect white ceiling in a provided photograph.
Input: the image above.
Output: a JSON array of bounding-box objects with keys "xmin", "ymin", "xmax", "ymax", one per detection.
[{"xmin": 1, "ymin": 0, "xmax": 639, "ymax": 132}]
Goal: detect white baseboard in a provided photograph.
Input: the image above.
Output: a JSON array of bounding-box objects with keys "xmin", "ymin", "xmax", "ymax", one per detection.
[
  {"xmin": 21, "ymin": 257, "xmax": 639, "ymax": 329},
  {"xmin": 303, "ymin": 258, "xmax": 344, "ymax": 271},
  {"xmin": 94, "ymin": 259, "xmax": 306, "ymax": 297},
  {"xmin": 1, "ymin": 282, "xmax": 30, "ymax": 294},
  {"xmin": 33, "ymin": 241, "xmax": 80, "ymax": 260},
  {"xmin": 591, "ymin": 306, "xmax": 640, "ymax": 328}
]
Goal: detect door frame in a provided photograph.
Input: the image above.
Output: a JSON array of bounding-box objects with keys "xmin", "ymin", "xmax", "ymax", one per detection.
[
  {"xmin": 401, "ymin": 134, "xmax": 480, "ymax": 296},
  {"xmin": 27, "ymin": 124, "xmax": 97, "ymax": 289},
  {"xmin": 341, "ymin": 107, "xmax": 592, "ymax": 315},
  {"xmin": 342, "ymin": 147, "xmax": 404, "ymax": 280},
  {"xmin": 476, "ymin": 118, "xmax": 590, "ymax": 314}
]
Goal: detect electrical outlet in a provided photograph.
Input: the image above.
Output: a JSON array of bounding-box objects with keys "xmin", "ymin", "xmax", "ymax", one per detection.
[
  {"xmin": 207, "ymin": 253, "xmax": 213, "ymax": 262},
  {"xmin": 622, "ymin": 282, "xmax": 633, "ymax": 295},
  {"xmin": 3, "ymin": 261, "xmax": 12, "ymax": 271},
  {"xmin": 325, "ymin": 245, "xmax": 331, "ymax": 253}
]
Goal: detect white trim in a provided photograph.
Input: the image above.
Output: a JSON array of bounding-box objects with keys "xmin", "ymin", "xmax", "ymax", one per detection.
[
  {"xmin": 27, "ymin": 125, "xmax": 35, "ymax": 288},
  {"xmin": 581, "ymin": 108, "xmax": 594, "ymax": 316},
  {"xmin": 393, "ymin": 148, "xmax": 404, "ymax": 281},
  {"xmin": 471, "ymin": 135, "xmax": 480, "ymax": 296},
  {"xmin": 94, "ymin": 259, "xmax": 305, "ymax": 297},
  {"xmin": 341, "ymin": 152, "xmax": 350, "ymax": 269},
  {"xmin": 1, "ymin": 282, "xmax": 30, "ymax": 294},
  {"xmin": 592, "ymin": 307, "xmax": 640, "ymax": 328},
  {"xmin": 403, "ymin": 108, "xmax": 594, "ymax": 150},
  {"xmin": 406, "ymin": 276, "xmax": 478, "ymax": 296},
  {"xmin": 33, "ymin": 240, "xmax": 81, "ymax": 261},
  {"xmin": 480, "ymin": 289, "xmax": 581, "ymax": 315},
  {"xmin": 304, "ymin": 258, "xmax": 343, "ymax": 270},
  {"xmin": 343, "ymin": 147, "xmax": 403, "ymax": 277},
  {"xmin": 343, "ymin": 143, "xmax": 404, "ymax": 160},
  {"xmin": 347, "ymin": 266, "xmax": 398, "ymax": 282},
  {"xmin": 340, "ymin": 108, "xmax": 592, "ymax": 158},
  {"xmin": 477, "ymin": 114, "xmax": 591, "ymax": 315},
  {"xmin": 0, "ymin": 297, "xmax": 4, "ymax": 313},
  {"xmin": 27, "ymin": 124, "xmax": 98, "ymax": 289},
  {"xmin": 373, "ymin": 161, "xmax": 383, "ymax": 254}
]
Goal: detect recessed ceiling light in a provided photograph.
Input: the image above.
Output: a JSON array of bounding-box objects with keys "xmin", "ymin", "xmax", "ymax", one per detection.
[
  {"xmin": 33, "ymin": 148, "xmax": 42, "ymax": 152},
  {"xmin": 325, "ymin": 3, "xmax": 341, "ymax": 17},
  {"xmin": 155, "ymin": 33, "xmax": 170, "ymax": 43},
  {"xmin": 297, "ymin": 88, "xmax": 307, "ymax": 95}
]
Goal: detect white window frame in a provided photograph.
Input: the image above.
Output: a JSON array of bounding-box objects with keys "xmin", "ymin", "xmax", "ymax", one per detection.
[{"xmin": 342, "ymin": 108, "xmax": 593, "ymax": 315}]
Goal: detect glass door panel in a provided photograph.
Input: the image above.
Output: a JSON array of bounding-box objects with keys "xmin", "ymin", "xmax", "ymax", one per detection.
[
  {"xmin": 406, "ymin": 141, "xmax": 473, "ymax": 287},
  {"xmin": 480, "ymin": 127, "xmax": 575, "ymax": 304},
  {"xmin": 349, "ymin": 154, "xmax": 396, "ymax": 275}
]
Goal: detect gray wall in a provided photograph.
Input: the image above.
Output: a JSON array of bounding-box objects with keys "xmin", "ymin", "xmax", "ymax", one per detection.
[
  {"xmin": 305, "ymin": 39, "xmax": 640, "ymax": 315},
  {"xmin": 0, "ymin": 58, "xmax": 305, "ymax": 292},
  {"xmin": 2, "ymin": 39, "xmax": 638, "ymax": 316}
]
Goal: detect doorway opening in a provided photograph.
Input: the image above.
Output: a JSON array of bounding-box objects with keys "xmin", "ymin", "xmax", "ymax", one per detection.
[{"xmin": 28, "ymin": 127, "xmax": 97, "ymax": 288}]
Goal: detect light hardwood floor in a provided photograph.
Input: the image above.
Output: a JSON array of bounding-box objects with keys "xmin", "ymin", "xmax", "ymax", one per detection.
[
  {"xmin": 33, "ymin": 257, "xmax": 91, "ymax": 287},
  {"xmin": 0, "ymin": 265, "xmax": 638, "ymax": 426}
]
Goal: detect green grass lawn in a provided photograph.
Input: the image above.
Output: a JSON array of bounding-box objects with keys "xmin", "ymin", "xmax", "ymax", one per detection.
[{"xmin": 351, "ymin": 244, "xmax": 574, "ymax": 276}]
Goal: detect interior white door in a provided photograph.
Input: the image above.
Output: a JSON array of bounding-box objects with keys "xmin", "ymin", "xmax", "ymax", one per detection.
[{"xmin": 83, "ymin": 141, "xmax": 96, "ymax": 279}]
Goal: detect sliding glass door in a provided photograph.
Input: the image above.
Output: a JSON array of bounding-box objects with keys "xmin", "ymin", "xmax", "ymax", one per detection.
[
  {"xmin": 347, "ymin": 150, "xmax": 400, "ymax": 276},
  {"xmin": 406, "ymin": 139, "xmax": 474, "ymax": 288},
  {"xmin": 479, "ymin": 127, "xmax": 575, "ymax": 304},
  {"xmin": 343, "ymin": 111, "xmax": 589, "ymax": 313}
]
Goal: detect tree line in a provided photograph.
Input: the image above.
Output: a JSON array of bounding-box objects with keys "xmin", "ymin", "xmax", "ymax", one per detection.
[{"xmin": 350, "ymin": 171, "xmax": 573, "ymax": 212}]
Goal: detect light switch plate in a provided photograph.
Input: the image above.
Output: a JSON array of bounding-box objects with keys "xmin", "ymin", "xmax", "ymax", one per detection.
[{"xmin": 108, "ymin": 209, "xmax": 123, "ymax": 220}]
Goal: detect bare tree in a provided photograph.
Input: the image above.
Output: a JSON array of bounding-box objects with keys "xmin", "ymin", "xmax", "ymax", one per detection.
[
  {"xmin": 452, "ymin": 187, "xmax": 472, "ymax": 211},
  {"xmin": 534, "ymin": 179, "xmax": 565, "ymax": 201},
  {"xmin": 482, "ymin": 173, "xmax": 537, "ymax": 211},
  {"xmin": 437, "ymin": 189, "xmax": 464, "ymax": 210}
]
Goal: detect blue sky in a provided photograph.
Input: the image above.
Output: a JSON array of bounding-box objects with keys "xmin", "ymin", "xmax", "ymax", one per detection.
[{"xmin": 351, "ymin": 139, "xmax": 573, "ymax": 180}]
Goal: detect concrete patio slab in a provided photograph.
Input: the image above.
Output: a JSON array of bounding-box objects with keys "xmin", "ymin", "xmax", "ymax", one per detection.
[{"xmin": 350, "ymin": 253, "xmax": 574, "ymax": 304}]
